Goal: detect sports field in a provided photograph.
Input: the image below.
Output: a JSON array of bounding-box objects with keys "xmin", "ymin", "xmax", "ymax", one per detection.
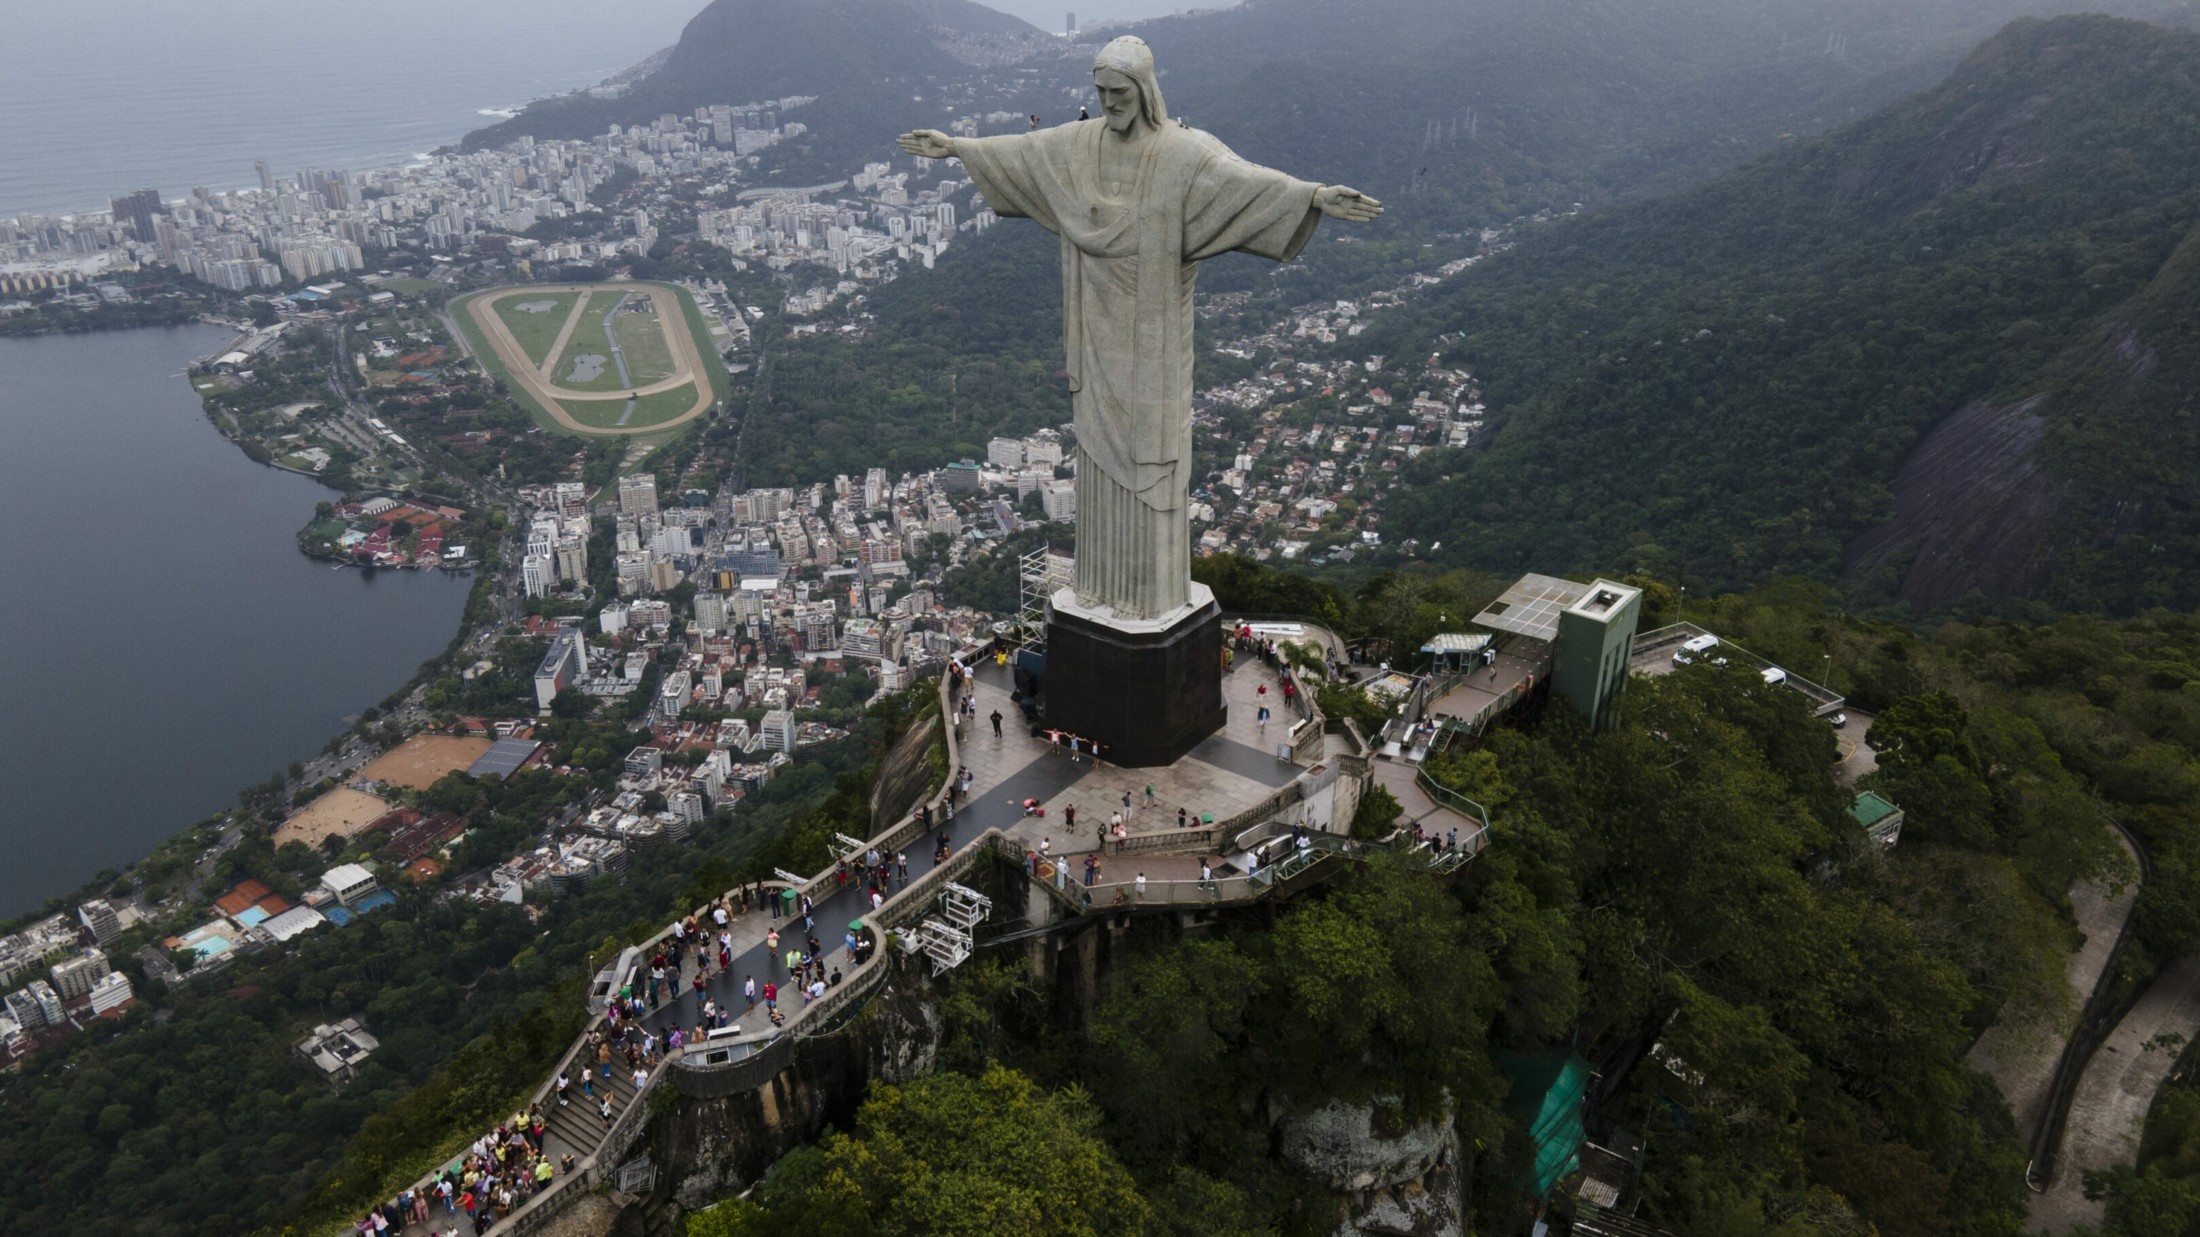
[
  {"xmin": 359, "ymin": 734, "xmax": 494, "ymax": 791},
  {"xmin": 275, "ymin": 787, "xmax": 394, "ymax": 848},
  {"xmin": 453, "ymin": 282, "xmax": 726, "ymax": 436}
]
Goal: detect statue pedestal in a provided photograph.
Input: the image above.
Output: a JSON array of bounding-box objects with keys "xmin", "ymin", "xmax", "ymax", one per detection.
[{"xmin": 1043, "ymin": 584, "xmax": 1225, "ymax": 768}]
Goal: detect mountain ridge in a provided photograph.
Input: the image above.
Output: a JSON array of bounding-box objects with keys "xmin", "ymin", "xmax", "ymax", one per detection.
[{"xmin": 1374, "ymin": 13, "xmax": 2200, "ymax": 614}]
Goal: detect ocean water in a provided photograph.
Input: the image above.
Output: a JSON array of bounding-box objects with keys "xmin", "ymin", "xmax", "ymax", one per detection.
[
  {"xmin": 0, "ymin": 325, "xmax": 476, "ymax": 917},
  {"xmin": 0, "ymin": 0, "xmax": 698, "ymax": 218}
]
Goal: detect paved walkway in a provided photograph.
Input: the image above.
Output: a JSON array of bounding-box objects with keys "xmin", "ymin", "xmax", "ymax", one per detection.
[
  {"xmin": 634, "ymin": 655, "xmax": 1310, "ymax": 1042},
  {"xmin": 1972, "ymin": 832, "xmax": 2141, "ymax": 1148},
  {"xmin": 2031, "ymin": 952, "xmax": 2200, "ymax": 1233}
]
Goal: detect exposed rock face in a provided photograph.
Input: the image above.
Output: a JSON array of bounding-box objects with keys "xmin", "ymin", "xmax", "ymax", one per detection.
[
  {"xmin": 653, "ymin": 978, "xmax": 947, "ymax": 1221},
  {"xmin": 1843, "ymin": 396, "xmax": 2065, "ymax": 608},
  {"xmin": 1281, "ymin": 1095, "xmax": 1466, "ymax": 1237}
]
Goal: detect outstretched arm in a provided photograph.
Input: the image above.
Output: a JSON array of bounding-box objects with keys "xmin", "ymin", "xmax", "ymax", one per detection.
[
  {"xmin": 1314, "ymin": 185, "xmax": 1383, "ymax": 223},
  {"xmin": 897, "ymin": 130, "xmax": 957, "ymax": 160}
]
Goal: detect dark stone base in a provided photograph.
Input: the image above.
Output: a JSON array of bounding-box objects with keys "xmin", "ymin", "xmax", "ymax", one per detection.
[{"xmin": 1043, "ymin": 596, "xmax": 1225, "ymax": 767}]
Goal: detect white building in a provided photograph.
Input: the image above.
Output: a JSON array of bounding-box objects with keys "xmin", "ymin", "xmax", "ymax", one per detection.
[
  {"xmin": 297, "ymin": 1016, "xmax": 380, "ymax": 1085},
  {"xmin": 760, "ymin": 709, "xmax": 798, "ymax": 753},
  {"xmin": 1041, "ymin": 479, "xmax": 1077, "ymax": 521},
  {"xmin": 696, "ymin": 592, "xmax": 731, "ymax": 632},
  {"xmin": 77, "ymin": 900, "xmax": 122, "ymax": 946},
  {"xmin": 986, "ymin": 436, "xmax": 1025, "ymax": 468},
  {"xmin": 85, "ymin": 971, "xmax": 134, "ymax": 1017},
  {"xmin": 619, "ymin": 472, "xmax": 660, "ymax": 516},
  {"xmin": 522, "ymin": 554, "xmax": 553, "ymax": 599},
  {"xmin": 320, "ymin": 863, "xmax": 379, "ymax": 908}
]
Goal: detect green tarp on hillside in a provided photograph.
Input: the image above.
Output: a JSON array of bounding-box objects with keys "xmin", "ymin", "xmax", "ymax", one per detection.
[{"xmin": 1500, "ymin": 1047, "xmax": 1590, "ymax": 1197}]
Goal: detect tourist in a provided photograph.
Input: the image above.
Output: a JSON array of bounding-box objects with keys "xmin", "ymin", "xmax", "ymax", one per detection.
[
  {"xmin": 743, "ymin": 974, "xmax": 757, "ymax": 1012},
  {"xmin": 1134, "ymin": 872, "xmax": 1147, "ymax": 899},
  {"xmin": 1064, "ymin": 803, "xmax": 1077, "ymax": 832},
  {"xmin": 1177, "ymin": 806, "xmax": 1189, "ymax": 829},
  {"xmin": 1083, "ymin": 854, "xmax": 1099, "ymax": 887}
]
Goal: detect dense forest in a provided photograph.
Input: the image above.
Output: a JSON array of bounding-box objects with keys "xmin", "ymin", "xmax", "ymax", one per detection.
[{"xmin": 1377, "ymin": 15, "xmax": 2200, "ymax": 613}]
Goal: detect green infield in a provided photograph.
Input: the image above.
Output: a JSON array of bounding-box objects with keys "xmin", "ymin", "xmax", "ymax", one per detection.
[
  {"xmin": 455, "ymin": 281, "xmax": 728, "ymax": 438},
  {"xmin": 492, "ymin": 290, "xmax": 582, "ymax": 368},
  {"xmin": 611, "ymin": 305, "xmax": 679, "ymax": 386},
  {"xmin": 556, "ymin": 382, "xmax": 705, "ymax": 431}
]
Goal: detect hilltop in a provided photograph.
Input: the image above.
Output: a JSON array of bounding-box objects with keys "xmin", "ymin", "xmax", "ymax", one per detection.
[{"xmin": 463, "ymin": 0, "xmax": 1044, "ymax": 174}]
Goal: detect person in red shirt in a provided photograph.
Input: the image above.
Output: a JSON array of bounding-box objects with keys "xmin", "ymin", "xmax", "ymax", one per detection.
[{"xmin": 763, "ymin": 981, "xmax": 778, "ymax": 1013}]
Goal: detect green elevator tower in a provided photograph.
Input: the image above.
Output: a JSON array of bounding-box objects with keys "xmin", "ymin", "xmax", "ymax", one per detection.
[{"xmin": 1553, "ymin": 579, "xmax": 1642, "ymax": 732}]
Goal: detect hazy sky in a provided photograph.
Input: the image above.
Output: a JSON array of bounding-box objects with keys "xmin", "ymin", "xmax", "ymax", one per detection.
[{"xmin": 986, "ymin": 0, "xmax": 1234, "ymax": 32}]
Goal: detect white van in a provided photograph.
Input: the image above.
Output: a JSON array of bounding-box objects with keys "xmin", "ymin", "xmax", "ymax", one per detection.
[
  {"xmin": 1673, "ymin": 634, "xmax": 1719, "ymax": 665},
  {"xmin": 1761, "ymin": 667, "xmax": 1787, "ymax": 685}
]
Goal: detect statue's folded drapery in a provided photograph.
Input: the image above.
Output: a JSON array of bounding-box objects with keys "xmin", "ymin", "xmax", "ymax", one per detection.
[{"xmin": 957, "ymin": 121, "xmax": 1321, "ymax": 619}]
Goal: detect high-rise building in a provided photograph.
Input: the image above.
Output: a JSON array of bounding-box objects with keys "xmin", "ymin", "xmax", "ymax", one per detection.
[
  {"xmin": 760, "ymin": 709, "xmax": 798, "ymax": 753},
  {"xmin": 109, "ymin": 189, "xmax": 163, "ymax": 242},
  {"xmin": 85, "ymin": 971, "xmax": 134, "ymax": 1018},
  {"xmin": 49, "ymin": 950, "xmax": 111, "ymax": 1001},
  {"xmin": 534, "ymin": 628, "xmax": 587, "ymax": 711},
  {"xmin": 77, "ymin": 900, "xmax": 121, "ymax": 946},
  {"xmin": 619, "ymin": 472, "xmax": 660, "ymax": 516},
  {"xmin": 4, "ymin": 986, "xmax": 45, "ymax": 1030},
  {"xmin": 1067, "ymin": 11, "xmax": 1077, "ymax": 34},
  {"xmin": 696, "ymin": 592, "xmax": 731, "ymax": 632},
  {"xmin": 256, "ymin": 160, "xmax": 274, "ymax": 192},
  {"xmin": 555, "ymin": 532, "xmax": 589, "ymax": 583},
  {"xmin": 522, "ymin": 554, "xmax": 553, "ymax": 599},
  {"xmin": 1041, "ymin": 479, "xmax": 1078, "ymax": 521},
  {"xmin": 986, "ymin": 437, "xmax": 1025, "ymax": 468},
  {"xmin": 28, "ymin": 979, "xmax": 63, "ymax": 1027}
]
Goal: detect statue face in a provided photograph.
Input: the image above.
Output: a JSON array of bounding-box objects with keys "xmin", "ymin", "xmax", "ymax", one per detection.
[{"xmin": 1093, "ymin": 68, "xmax": 1143, "ymax": 134}]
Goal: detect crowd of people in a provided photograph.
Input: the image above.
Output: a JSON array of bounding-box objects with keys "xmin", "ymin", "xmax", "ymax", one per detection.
[{"xmin": 354, "ymin": 1108, "xmax": 581, "ymax": 1235}]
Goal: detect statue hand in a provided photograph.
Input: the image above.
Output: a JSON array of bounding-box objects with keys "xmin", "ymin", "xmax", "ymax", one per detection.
[
  {"xmin": 1315, "ymin": 185, "xmax": 1383, "ymax": 223},
  {"xmin": 897, "ymin": 130, "xmax": 956, "ymax": 160}
]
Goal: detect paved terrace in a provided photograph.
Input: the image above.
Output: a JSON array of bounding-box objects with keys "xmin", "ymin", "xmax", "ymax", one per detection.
[{"xmin": 383, "ymin": 638, "xmax": 1353, "ymax": 1236}]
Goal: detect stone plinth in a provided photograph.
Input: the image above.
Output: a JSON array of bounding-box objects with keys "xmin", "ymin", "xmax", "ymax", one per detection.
[{"xmin": 1043, "ymin": 584, "xmax": 1225, "ymax": 767}]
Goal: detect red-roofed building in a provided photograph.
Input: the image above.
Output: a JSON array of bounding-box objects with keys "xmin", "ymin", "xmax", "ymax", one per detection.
[
  {"xmin": 214, "ymin": 879, "xmax": 273, "ymax": 918},
  {"xmin": 387, "ymin": 811, "xmax": 467, "ymax": 863}
]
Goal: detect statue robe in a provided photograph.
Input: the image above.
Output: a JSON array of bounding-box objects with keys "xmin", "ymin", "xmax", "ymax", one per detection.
[{"xmin": 957, "ymin": 121, "xmax": 1322, "ymax": 620}]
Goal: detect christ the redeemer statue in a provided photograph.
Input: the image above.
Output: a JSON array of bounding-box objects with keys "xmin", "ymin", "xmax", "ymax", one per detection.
[{"xmin": 901, "ymin": 36, "xmax": 1381, "ymax": 622}]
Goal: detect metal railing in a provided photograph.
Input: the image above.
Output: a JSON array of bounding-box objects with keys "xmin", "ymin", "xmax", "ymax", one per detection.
[
  {"xmin": 1414, "ymin": 769, "xmax": 1493, "ymax": 837},
  {"xmin": 1634, "ymin": 622, "xmax": 1845, "ymax": 716}
]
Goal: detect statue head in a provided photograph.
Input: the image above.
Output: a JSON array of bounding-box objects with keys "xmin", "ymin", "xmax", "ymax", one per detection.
[{"xmin": 1092, "ymin": 36, "xmax": 1166, "ymax": 134}]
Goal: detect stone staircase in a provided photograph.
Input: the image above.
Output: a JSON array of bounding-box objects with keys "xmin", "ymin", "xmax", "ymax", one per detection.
[{"xmin": 541, "ymin": 1057, "xmax": 643, "ymax": 1165}]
